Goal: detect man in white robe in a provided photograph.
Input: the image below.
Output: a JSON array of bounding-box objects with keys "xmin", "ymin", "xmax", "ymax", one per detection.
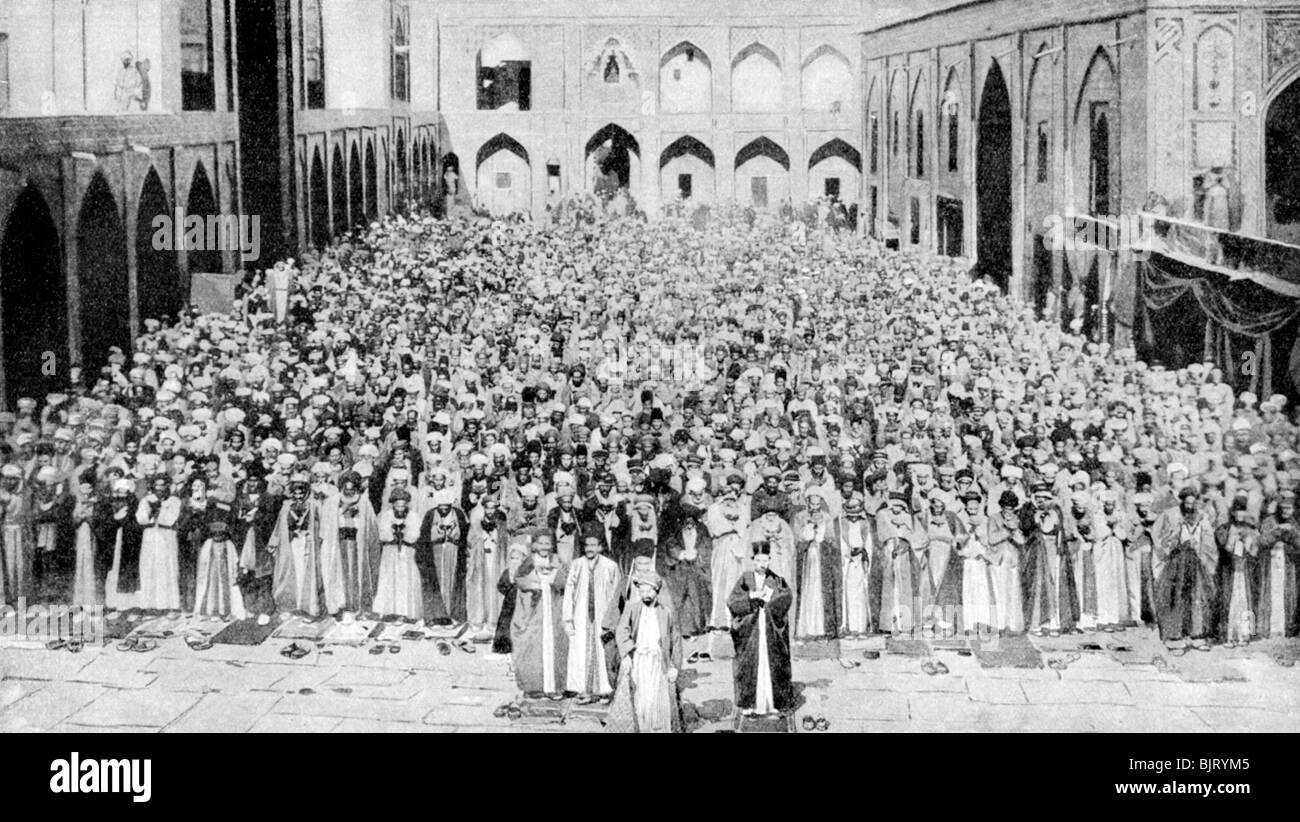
[{"xmin": 562, "ymin": 524, "xmax": 622, "ymax": 703}]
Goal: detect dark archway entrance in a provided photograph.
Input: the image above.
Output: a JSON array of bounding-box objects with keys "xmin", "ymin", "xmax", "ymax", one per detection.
[
  {"xmin": 331, "ymin": 145, "xmax": 347, "ymax": 235},
  {"xmin": 349, "ymin": 142, "xmax": 364, "ymax": 228},
  {"xmin": 77, "ymin": 174, "xmax": 131, "ymax": 381},
  {"xmin": 395, "ymin": 133, "xmax": 407, "ymax": 213},
  {"xmin": 586, "ymin": 124, "xmax": 639, "ymax": 195},
  {"xmin": 413, "ymin": 138, "xmax": 424, "ymax": 208},
  {"xmin": 186, "ymin": 164, "xmax": 223, "ymax": 275},
  {"xmin": 1266, "ymin": 77, "xmax": 1300, "ymax": 243},
  {"xmin": 136, "ymin": 168, "xmax": 181, "ymax": 326},
  {"xmin": 310, "ymin": 148, "xmax": 329, "ymax": 248},
  {"xmin": 365, "ymin": 140, "xmax": 378, "ymax": 220},
  {"xmin": 1, "ymin": 187, "xmax": 66, "ymax": 407},
  {"xmin": 975, "ymin": 60, "xmax": 1013, "ymax": 291}
]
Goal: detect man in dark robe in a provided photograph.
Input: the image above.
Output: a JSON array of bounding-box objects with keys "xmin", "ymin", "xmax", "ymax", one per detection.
[
  {"xmin": 234, "ymin": 471, "xmax": 281, "ymax": 617},
  {"xmin": 727, "ymin": 540, "xmax": 794, "ymax": 716},
  {"xmin": 1019, "ymin": 482, "xmax": 1079, "ymax": 635},
  {"xmin": 1152, "ymin": 485, "xmax": 1218, "ymax": 654},
  {"xmin": 92, "ymin": 479, "xmax": 144, "ymax": 607},
  {"xmin": 657, "ymin": 503, "xmax": 713, "ymax": 638}
]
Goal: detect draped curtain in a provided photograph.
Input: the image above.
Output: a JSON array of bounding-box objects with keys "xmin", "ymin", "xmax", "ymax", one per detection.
[{"xmin": 1137, "ymin": 253, "xmax": 1300, "ymax": 397}]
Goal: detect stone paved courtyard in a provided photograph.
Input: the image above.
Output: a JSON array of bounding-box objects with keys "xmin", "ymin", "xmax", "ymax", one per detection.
[{"xmin": 2, "ymin": 628, "xmax": 1298, "ymax": 733}]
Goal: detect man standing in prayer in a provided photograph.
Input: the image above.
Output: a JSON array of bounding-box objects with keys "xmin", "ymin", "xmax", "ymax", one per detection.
[
  {"xmin": 511, "ymin": 531, "xmax": 569, "ymax": 699},
  {"xmin": 727, "ymin": 541, "xmax": 794, "ymax": 716},
  {"xmin": 268, "ymin": 473, "xmax": 326, "ymax": 615},
  {"xmin": 562, "ymin": 523, "xmax": 622, "ymax": 703},
  {"xmin": 1152, "ymin": 485, "xmax": 1218, "ymax": 654},
  {"xmin": 606, "ymin": 564, "xmax": 682, "ymax": 733}
]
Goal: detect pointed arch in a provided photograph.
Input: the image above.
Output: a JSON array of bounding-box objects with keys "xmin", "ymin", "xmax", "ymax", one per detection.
[
  {"xmin": 349, "ymin": 141, "xmax": 364, "ymax": 226},
  {"xmin": 809, "ymin": 138, "xmax": 861, "ymax": 172},
  {"xmin": 77, "ymin": 172, "xmax": 130, "ymax": 379},
  {"xmin": 660, "ymin": 40, "xmax": 713, "ymax": 113},
  {"xmin": 186, "ymin": 162, "xmax": 222, "ymax": 275},
  {"xmin": 661, "ymin": 40, "xmax": 710, "ymax": 70},
  {"xmin": 136, "ymin": 167, "xmax": 182, "ymax": 325},
  {"xmin": 732, "ymin": 42, "xmax": 780, "ymax": 70},
  {"xmin": 1073, "ymin": 47, "xmax": 1119, "ymax": 215},
  {"xmin": 976, "ymin": 59, "xmax": 1013, "ymax": 290},
  {"xmin": 2, "ymin": 185, "xmax": 67, "ymax": 406},
  {"xmin": 660, "ymin": 135, "xmax": 715, "ymax": 170},
  {"xmin": 735, "ymin": 136, "xmax": 789, "ymax": 171},
  {"xmin": 802, "ymin": 44, "xmax": 852, "ymax": 113},
  {"xmin": 331, "ymin": 143, "xmax": 347, "ymax": 234},
  {"xmin": 309, "ymin": 146, "xmax": 329, "ymax": 247},
  {"xmin": 1266, "ymin": 74, "xmax": 1300, "ymax": 240},
  {"xmin": 585, "ymin": 123, "xmax": 639, "ymax": 159},
  {"xmin": 732, "ymin": 43, "xmax": 783, "ymax": 112},
  {"xmin": 477, "ymin": 133, "xmax": 530, "ymax": 169},
  {"xmin": 365, "ymin": 138, "xmax": 378, "ymax": 220}
]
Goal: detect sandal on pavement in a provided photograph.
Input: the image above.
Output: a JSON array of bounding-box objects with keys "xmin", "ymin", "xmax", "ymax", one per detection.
[
  {"xmin": 388, "ymin": 643, "xmax": 402, "ymax": 654},
  {"xmin": 934, "ymin": 661, "xmax": 949, "ymax": 675},
  {"xmin": 116, "ymin": 637, "xmax": 138, "ymax": 652},
  {"xmin": 66, "ymin": 640, "xmax": 84, "ymax": 654},
  {"xmin": 506, "ymin": 706, "xmax": 522, "ymax": 720},
  {"xmin": 862, "ymin": 650, "xmax": 881, "ymax": 660},
  {"xmin": 368, "ymin": 643, "xmax": 386, "ymax": 655},
  {"xmin": 921, "ymin": 661, "xmax": 939, "ymax": 676},
  {"xmin": 436, "ymin": 640, "xmax": 452, "ymax": 656},
  {"xmin": 815, "ymin": 717, "xmax": 830, "ymax": 732},
  {"xmin": 838, "ymin": 658, "xmax": 860, "ymax": 669},
  {"xmin": 801, "ymin": 715, "xmax": 817, "ymax": 731},
  {"xmin": 44, "ymin": 638, "xmax": 67, "ymax": 651},
  {"xmin": 133, "ymin": 638, "xmax": 158, "ymax": 653},
  {"xmin": 493, "ymin": 704, "xmax": 511, "ymax": 718}
]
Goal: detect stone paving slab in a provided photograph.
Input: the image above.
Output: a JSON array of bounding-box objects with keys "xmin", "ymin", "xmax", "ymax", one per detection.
[
  {"xmin": 161, "ymin": 692, "xmax": 282, "ymax": 733},
  {"xmin": 2, "ymin": 627, "xmax": 1296, "ymax": 733}
]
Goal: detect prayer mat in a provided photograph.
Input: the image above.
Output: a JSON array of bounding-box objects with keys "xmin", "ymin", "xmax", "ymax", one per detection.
[
  {"xmin": 182, "ymin": 616, "xmax": 232, "ymax": 639},
  {"xmin": 100, "ymin": 611, "xmax": 137, "ymax": 641},
  {"xmin": 565, "ymin": 701, "xmax": 609, "ymax": 724},
  {"xmin": 272, "ymin": 616, "xmax": 336, "ymax": 641},
  {"xmin": 793, "ymin": 638, "xmax": 841, "ymax": 660},
  {"xmin": 970, "ymin": 634, "xmax": 1043, "ymax": 669},
  {"xmin": 930, "ymin": 637, "xmax": 971, "ymax": 652},
  {"xmin": 131, "ymin": 614, "xmax": 200, "ymax": 639},
  {"xmin": 211, "ymin": 617, "xmax": 279, "ymax": 646},
  {"xmin": 735, "ymin": 712, "xmax": 794, "ymax": 733},
  {"xmin": 885, "ymin": 637, "xmax": 931, "ymax": 657},
  {"xmin": 514, "ymin": 697, "xmax": 568, "ymax": 725},
  {"xmin": 320, "ymin": 619, "xmax": 379, "ymax": 646}
]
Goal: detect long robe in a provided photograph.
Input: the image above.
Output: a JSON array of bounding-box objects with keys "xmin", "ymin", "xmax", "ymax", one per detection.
[
  {"xmin": 1152, "ymin": 511, "xmax": 1218, "ymax": 642},
  {"xmin": 875, "ymin": 515, "xmax": 929, "ymax": 635},
  {"xmin": 465, "ymin": 514, "xmax": 508, "ymax": 631},
  {"xmin": 234, "ymin": 491, "xmax": 280, "ymax": 616},
  {"xmin": 837, "ymin": 515, "xmax": 873, "ymax": 635},
  {"xmin": 606, "ymin": 598, "xmax": 683, "ymax": 733},
  {"xmin": 92, "ymin": 497, "xmax": 144, "ymax": 610},
  {"xmin": 372, "ymin": 508, "xmax": 425, "ymax": 619},
  {"xmin": 562, "ymin": 554, "xmax": 621, "ymax": 696},
  {"xmin": 322, "ymin": 493, "xmax": 380, "ymax": 613},
  {"xmin": 794, "ymin": 513, "xmax": 842, "ymax": 639},
  {"xmin": 31, "ymin": 491, "xmax": 75, "ymax": 603},
  {"xmin": 1215, "ymin": 523, "xmax": 1260, "ymax": 643},
  {"xmin": 985, "ymin": 520, "xmax": 1024, "ymax": 633},
  {"xmin": 2, "ymin": 491, "xmax": 32, "ymax": 605},
  {"xmin": 705, "ymin": 499, "xmax": 750, "ymax": 629},
  {"xmin": 727, "ymin": 570, "xmax": 794, "ymax": 713},
  {"xmin": 268, "ymin": 502, "xmax": 326, "ymax": 616},
  {"xmin": 492, "ymin": 567, "xmax": 518, "ymax": 653},
  {"xmin": 70, "ymin": 497, "xmax": 101, "ymax": 608},
  {"xmin": 1257, "ymin": 519, "xmax": 1300, "ymax": 637},
  {"xmin": 657, "ymin": 522, "xmax": 713, "ymax": 637},
  {"xmin": 193, "ymin": 502, "xmax": 243, "ymax": 618},
  {"xmin": 1021, "ymin": 507, "xmax": 1079, "ymax": 632},
  {"xmin": 747, "ymin": 515, "xmax": 796, "ymax": 632},
  {"xmin": 417, "ymin": 506, "xmax": 468, "ymax": 623},
  {"xmin": 136, "ymin": 496, "xmax": 182, "ymax": 611},
  {"xmin": 511, "ymin": 564, "xmax": 569, "ymax": 694}
]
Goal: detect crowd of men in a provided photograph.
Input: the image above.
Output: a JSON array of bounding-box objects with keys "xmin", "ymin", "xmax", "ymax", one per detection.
[{"xmin": 1, "ymin": 200, "xmax": 1298, "ymax": 730}]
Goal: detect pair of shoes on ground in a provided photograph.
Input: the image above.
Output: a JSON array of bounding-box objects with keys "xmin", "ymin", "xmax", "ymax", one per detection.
[
  {"xmin": 920, "ymin": 659, "xmax": 949, "ymax": 675},
  {"xmin": 44, "ymin": 638, "xmax": 84, "ymax": 653},
  {"xmin": 280, "ymin": 642, "xmax": 312, "ymax": 659},
  {"xmin": 115, "ymin": 636, "xmax": 157, "ymax": 653},
  {"xmin": 800, "ymin": 715, "xmax": 831, "ymax": 732}
]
